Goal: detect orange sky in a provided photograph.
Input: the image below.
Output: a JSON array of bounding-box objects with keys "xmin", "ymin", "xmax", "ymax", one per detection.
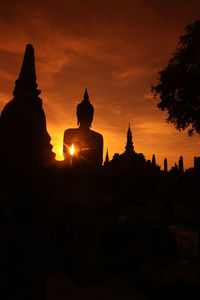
[{"xmin": 0, "ymin": 0, "xmax": 200, "ymax": 169}]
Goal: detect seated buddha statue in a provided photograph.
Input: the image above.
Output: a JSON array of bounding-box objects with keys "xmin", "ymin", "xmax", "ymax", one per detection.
[{"xmin": 63, "ymin": 89, "xmax": 103, "ymax": 168}]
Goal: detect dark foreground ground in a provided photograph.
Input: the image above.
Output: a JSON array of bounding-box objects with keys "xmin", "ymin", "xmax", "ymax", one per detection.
[{"xmin": 0, "ymin": 165, "xmax": 199, "ymax": 299}]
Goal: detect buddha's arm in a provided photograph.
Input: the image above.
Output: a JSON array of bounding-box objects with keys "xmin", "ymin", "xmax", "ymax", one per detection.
[
  {"xmin": 63, "ymin": 131, "xmax": 70, "ymax": 160},
  {"xmin": 97, "ymin": 135, "xmax": 103, "ymax": 166},
  {"xmin": 63, "ymin": 143, "xmax": 67, "ymax": 160}
]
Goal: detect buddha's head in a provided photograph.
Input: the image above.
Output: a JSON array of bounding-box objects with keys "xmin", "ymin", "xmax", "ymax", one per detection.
[{"xmin": 76, "ymin": 89, "xmax": 94, "ymax": 128}]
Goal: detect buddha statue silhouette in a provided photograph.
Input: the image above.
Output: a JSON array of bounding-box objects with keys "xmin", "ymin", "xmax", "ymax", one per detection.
[{"xmin": 63, "ymin": 89, "xmax": 103, "ymax": 168}]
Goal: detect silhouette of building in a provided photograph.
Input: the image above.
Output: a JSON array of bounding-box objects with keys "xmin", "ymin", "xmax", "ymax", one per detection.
[
  {"xmin": 125, "ymin": 123, "xmax": 134, "ymax": 154},
  {"xmin": 179, "ymin": 156, "xmax": 184, "ymax": 173},
  {"xmin": 194, "ymin": 156, "xmax": 200, "ymax": 169},
  {"xmin": 0, "ymin": 44, "xmax": 55, "ymax": 169},
  {"xmin": 150, "ymin": 153, "xmax": 161, "ymax": 172},
  {"xmin": 119, "ymin": 124, "xmax": 137, "ymax": 161},
  {"xmin": 170, "ymin": 162, "xmax": 179, "ymax": 173},
  {"xmin": 104, "ymin": 149, "xmax": 109, "ymax": 166},
  {"xmin": 164, "ymin": 158, "xmax": 168, "ymax": 173},
  {"xmin": 109, "ymin": 125, "xmax": 147, "ymax": 172},
  {"xmin": 152, "ymin": 154, "xmax": 156, "ymax": 167},
  {"xmin": 63, "ymin": 89, "xmax": 103, "ymax": 168}
]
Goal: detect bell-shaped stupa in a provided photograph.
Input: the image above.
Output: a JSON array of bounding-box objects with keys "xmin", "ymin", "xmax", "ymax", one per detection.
[{"xmin": 0, "ymin": 44, "xmax": 55, "ymax": 170}]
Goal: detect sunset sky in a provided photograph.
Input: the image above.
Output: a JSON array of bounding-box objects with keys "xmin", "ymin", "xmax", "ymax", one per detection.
[{"xmin": 0, "ymin": 0, "xmax": 200, "ymax": 169}]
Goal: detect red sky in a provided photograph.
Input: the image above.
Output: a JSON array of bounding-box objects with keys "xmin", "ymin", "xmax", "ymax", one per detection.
[{"xmin": 0, "ymin": 0, "xmax": 200, "ymax": 169}]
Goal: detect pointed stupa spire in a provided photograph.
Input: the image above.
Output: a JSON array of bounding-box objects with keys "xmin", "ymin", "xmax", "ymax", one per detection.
[
  {"xmin": 128, "ymin": 122, "xmax": 131, "ymax": 134},
  {"xmin": 104, "ymin": 148, "xmax": 109, "ymax": 166},
  {"xmin": 125, "ymin": 123, "xmax": 134, "ymax": 153},
  {"xmin": 13, "ymin": 44, "xmax": 40, "ymax": 97},
  {"xmin": 152, "ymin": 154, "xmax": 156, "ymax": 166},
  {"xmin": 179, "ymin": 156, "xmax": 184, "ymax": 173},
  {"xmin": 106, "ymin": 148, "xmax": 109, "ymax": 158},
  {"xmin": 164, "ymin": 158, "xmax": 168, "ymax": 173},
  {"xmin": 19, "ymin": 44, "xmax": 36, "ymax": 81}
]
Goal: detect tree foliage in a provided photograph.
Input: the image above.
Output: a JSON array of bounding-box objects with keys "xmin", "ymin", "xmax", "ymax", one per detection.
[{"xmin": 152, "ymin": 20, "xmax": 200, "ymax": 136}]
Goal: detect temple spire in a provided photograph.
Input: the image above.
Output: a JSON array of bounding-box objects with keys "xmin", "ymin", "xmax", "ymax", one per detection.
[
  {"xmin": 164, "ymin": 158, "xmax": 168, "ymax": 173},
  {"xmin": 179, "ymin": 156, "xmax": 184, "ymax": 173},
  {"xmin": 104, "ymin": 148, "xmax": 109, "ymax": 166},
  {"xmin": 13, "ymin": 44, "xmax": 40, "ymax": 97},
  {"xmin": 152, "ymin": 154, "xmax": 156, "ymax": 166},
  {"xmin": 125, "ymin": 123, "xmax": 134, "ymax": 153}
]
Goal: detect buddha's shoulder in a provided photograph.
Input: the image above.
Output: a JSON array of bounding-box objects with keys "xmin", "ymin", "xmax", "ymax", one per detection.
[
  {"xmin": 64, "ymin": 128, "xmax": 78, "ymax": 136},
  {"xmin": 90, "ymin": 130, "xmax": 103, "ymax": 140}
]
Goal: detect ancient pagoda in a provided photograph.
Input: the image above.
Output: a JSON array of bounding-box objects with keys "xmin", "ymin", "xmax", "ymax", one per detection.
[
  {"xmin": 0, "ymin": 44, "xmax": 55, "ymax": 170},
  {"xmin": 125, "ymin": 123, "xmax": 134, "ymax": 154}
]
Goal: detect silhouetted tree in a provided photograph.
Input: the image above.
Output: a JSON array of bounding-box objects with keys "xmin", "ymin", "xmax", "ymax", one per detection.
[{"xmin": 152, "ymin": 20, "xmax": 200, "ymax": 136}]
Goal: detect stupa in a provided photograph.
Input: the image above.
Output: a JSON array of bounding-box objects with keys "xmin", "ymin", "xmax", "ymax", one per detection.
[{"xmin": 0, "ymin": 44, "xmax": 55, "ymax": 169}]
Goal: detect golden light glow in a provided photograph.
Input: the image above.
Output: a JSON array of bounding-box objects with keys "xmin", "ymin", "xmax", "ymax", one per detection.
[
  {"xmin": 0, "ymin": 1, "xmax": 198, "ymax": 170},
  {"xmin": 70, "ymin": 144, "xmax": 75, "ymax": 156},
  {"xmin": 55, "ymin": 145, "xmax": 64, "ymax": 161}
]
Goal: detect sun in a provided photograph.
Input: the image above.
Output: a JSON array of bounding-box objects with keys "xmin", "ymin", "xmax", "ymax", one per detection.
[{"xmin": 70, "ymin": 144, "xmax": 75, "ymax": 156}]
